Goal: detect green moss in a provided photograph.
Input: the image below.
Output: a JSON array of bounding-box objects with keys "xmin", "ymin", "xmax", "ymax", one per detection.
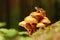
[
  {"xmin": 5, "ymin": 29, "xmax": 18, "ymax": 38},
  {"xmin": 32, "ymin": 21, "xmax": 60, "ymax": 40}
]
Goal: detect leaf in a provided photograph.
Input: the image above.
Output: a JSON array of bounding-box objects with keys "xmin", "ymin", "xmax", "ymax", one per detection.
[
  {"xmin": 0, "ymin": 22, "xmax": 6, "ymax": 27},
  {"xmin": 5, "ymin": 29, "xmax": 18, "ymax": 38},
  {"xmin": 0, "ymin": 28, "xmax": 8, "ymax": 34}
]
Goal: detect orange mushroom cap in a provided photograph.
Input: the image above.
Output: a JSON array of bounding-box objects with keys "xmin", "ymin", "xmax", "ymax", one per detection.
[
  {"xmin": 37, "ymin": 23, "xmax": 45, "ymax": 28},
  {"xmin": 40, "ymin": 17, "xmax": 51, "ymax": 24},
  {"xmin": 18, "ymin": 21, "xmax": 26, "ymax": 27},
  {"xmin": 24, "ymin": 16, "xmax": 38, "ymax": 23},
  {"xmin": 29, "ymin": 12, "xmax": 44, "ymax": 17}
]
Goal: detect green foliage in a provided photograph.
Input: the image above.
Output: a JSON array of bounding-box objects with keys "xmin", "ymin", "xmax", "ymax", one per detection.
[
  {"xmin": 16, "ymin": 36, "xmax": 31, "ymax": 40},
  {"xmin": 0, "ymin": 22, "xmax": 6, "ymax": 27},
  {"xmin": 0, "ymin": 28, "xmax": 31, "ymax": 40},
  {"xmin": 18, "ymin": 31, "xmax": 28, "ymax": 35},
  {"xmin": 0, "ymin": 36, "xmax": 6, "ymax": 40},
  {"xmin": 0, "ymin": 28, "xmax": 8, "ymax": 34},
  {"xmin": 0, "ymin": 32, "xmax": 6, "ymax": 40},
  {"xmin": 5, "ymin": 29, "xmax": 18, "ymax": 38},
  {"xmin": 0, "ymin": 21, "xmax": 60, "ymax": 40},
  {"xmin": 32, "ymin": 29, "xmax": 43, "ymax": 37}
]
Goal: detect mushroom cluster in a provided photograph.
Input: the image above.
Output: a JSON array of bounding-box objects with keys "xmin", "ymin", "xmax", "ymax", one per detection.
[{"xmin": 18, "ymin": 7, "xmax": 51, "ymax": 36}]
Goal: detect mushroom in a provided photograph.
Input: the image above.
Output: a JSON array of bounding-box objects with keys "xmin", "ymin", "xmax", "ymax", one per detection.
[
  {"xmin": 24, "ymin": 16, "xmax": 38, "ymax": 23},
  {"xmin": 18, "ymin": 7, "xmax": 51, "ymax": 36},
  {"xmin": 29, "ymin": 12, "xmax": 44, "ymax": 22},
  {"xmin": 35, "ymin": 7, "xmax": 46, "ymax": 17},
  {"xmin": 29, "ymin": 12, "xmax": 43, "ymax": 16},
  {"xmin": 18, "ymin": 21, "xmax": 26, "ymax": 27},
  {"xmin": 40, "ymin": 17, "xmax": 51, "ymax": 24},
  {"xmin": 37, "ymin": 23, "xmax": 45, "ymax": 29}
]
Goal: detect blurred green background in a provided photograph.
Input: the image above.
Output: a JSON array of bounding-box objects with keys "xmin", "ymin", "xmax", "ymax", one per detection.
[{"xmin": 0, "ymin": 0, "xmax": 60, "ymax": 40}]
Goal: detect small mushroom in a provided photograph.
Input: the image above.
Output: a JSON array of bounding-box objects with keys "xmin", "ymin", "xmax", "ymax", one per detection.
[
  {"xmin": 18, "ymin": 21, "xmax": 26, "ymax": 27},
  {"xmin": 40, "ymin": 17, "xmax": 51, "ymax": 24},
  {"xmin": 29, "ymin": 12, "xmax": 44, "ymax": 22},
  {"xmin": 35, "ymin": 7, "xmax": 46, "ymax": 16},
  {"xmin": 24, "ymin": 16, "xmax": 38, "ymax": 23},
  {"xmin": 29, "ymin": 12, "xmax": 44, "ymax": 17},
  {"xmin": 37, "ymin": 23, "xmax": 45, "ymax": 29}
]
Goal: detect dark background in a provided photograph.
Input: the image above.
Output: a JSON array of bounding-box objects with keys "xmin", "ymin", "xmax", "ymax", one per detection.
[{"xmin": 0, "ymin": 0, "xmax": 60, "ymax": 30}]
